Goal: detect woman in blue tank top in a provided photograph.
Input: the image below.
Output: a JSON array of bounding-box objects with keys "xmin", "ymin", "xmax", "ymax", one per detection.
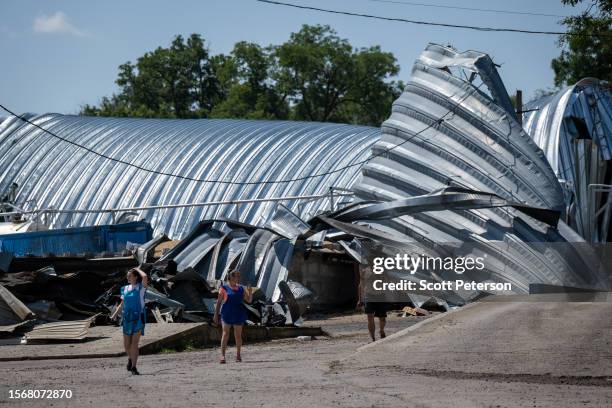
[
  {"xmin": 214, "ymin": 270, "xmax": 253, "ymax": 363},
  {"xmin": 110, "ymin": 267, "xmax": 148, "ymax": 375}
]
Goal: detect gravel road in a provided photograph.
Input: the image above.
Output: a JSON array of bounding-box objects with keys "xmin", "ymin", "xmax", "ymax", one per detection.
[{"xmin": 1, "ymin": 303, "xmax": 610, "ymax": 408}]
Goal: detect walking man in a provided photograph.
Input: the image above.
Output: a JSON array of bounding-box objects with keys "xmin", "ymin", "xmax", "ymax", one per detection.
[{"xmin": 357, "ymin": 264, "xmax": 386, "ymax": 341}]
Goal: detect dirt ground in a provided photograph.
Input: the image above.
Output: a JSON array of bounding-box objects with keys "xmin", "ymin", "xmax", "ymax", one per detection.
[{"xmin": 1, "ymin": 304, "xmax": 611, "ymax": 408}]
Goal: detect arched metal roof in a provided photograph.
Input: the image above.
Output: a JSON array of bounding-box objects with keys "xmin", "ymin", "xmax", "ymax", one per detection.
[
  {"xmin": 352, "ymin": 44, "xmax": 608, "ymax": 295},
  {"xmin": 0, "ymin": 114, "xmax": 379, "ymax": 238},
  {"xmin": 523, "ymin": 79, "xmax": 612, "ymax": 241}
]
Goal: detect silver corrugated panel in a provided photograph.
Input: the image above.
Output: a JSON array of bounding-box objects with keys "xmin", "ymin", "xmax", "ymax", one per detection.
[
  {"xmin": 0, "ymin": 116, "xmax": 379, "ymax": 239},
  {"xmin": 0, "ymin": 283, "xmax": 34, "ymax": 325},
  {"xmin": 257, "ymin": 238, "xmax": 295, "ymax": 302},
  {"xmin": 237, "ymin": 228, "xmax": 279, "ymax": 285},
  {"xmin": 523, "ymin": 79, "xmax": 612, "ymax": 241},
  {"xmin": 25, "ymin": 317, "xmax": 94, "ymax": 341},
  {"xmin": 159, "ymin": 217, "xmax": 296, "ymax": 301},
  {"xmin": 352, "ymin": 44, "xmax": 608, "ymax": 297},
  {"xmin": 264, "ymin": 203, "xmax": 311, "ymax": 239}
]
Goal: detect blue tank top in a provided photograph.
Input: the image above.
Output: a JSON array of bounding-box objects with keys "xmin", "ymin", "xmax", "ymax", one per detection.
[
  {"xmin": 122, "ymin": 283, "xmax": 145, "ymax": 322},
  {"xmin": 220, "ymin": 284, "xmax": 247, "ymax": 324}
]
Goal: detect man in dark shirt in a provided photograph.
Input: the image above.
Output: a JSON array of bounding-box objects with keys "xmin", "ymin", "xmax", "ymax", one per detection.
[{"xmin": 357, "ymin": 264, "xmax": 386, "ymax": 341}]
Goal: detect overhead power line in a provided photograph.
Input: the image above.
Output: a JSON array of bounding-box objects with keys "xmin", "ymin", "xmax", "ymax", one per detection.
[
  {"xmin": 364, "ymin": 0, "xmax": 567, "ymax": 18},
  {"xmin": 255, "ymin": 0, "xmax": 608, "ymax": 38},
  {"xmin": 0, "ymin": 85, "xmax": 479, "ymax": 185}
]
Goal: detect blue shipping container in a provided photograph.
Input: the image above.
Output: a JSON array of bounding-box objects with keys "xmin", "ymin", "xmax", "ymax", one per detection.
[{"xmin": 0, "ymin": 221, "xmax": 153, "ymax": 257}]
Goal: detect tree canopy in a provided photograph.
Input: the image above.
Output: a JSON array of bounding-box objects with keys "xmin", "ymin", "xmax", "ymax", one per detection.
[
  {"xmin": 81, "ymin": 25, "xmax": 403, "ymax": 126},
  {"xmin": 551, "ymin": 0, "xmax": 611, "ymax": 86}
]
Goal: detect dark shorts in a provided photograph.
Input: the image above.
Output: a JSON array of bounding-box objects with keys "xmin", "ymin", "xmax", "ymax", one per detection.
[{"xmin": 364, "ymin": 302, "xmax": 387, "ymax": 318}]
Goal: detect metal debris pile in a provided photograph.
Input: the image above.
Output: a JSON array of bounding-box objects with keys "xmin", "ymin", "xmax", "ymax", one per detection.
[{"xmin": 0, "ymin": 205, "xmax": 341, "ymax": 341}]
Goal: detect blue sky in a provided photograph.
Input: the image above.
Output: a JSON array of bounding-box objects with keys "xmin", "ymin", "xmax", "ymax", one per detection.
[{"xmin": 0, "ymin": 0, "xmax": 587, "ymax": 115}]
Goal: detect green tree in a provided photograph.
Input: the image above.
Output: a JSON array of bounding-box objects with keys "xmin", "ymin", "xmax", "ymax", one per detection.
[
  {"xmin": 552, "ymin": 0, "xmax": 612, "ymax": 86},
  {"xmin": 211, "ymin": 42, "xmax": 289, "ymax": 119},
  {"xmin": 82, "ymin": 27, "xmax": 402, "ymax": 125},
  {"xmin": 273, "ymin": 25, "xmax": 401, "ymax": 125},
  {"xmin": 343, "ymin": 46, "xmax": 403, "ymax": 125},
  {"xmin": 83, "ymin": 34, "xmax": 221, "ymax": 118},
  {"xmin": 274, "ymin": 25, "xmax": 354, "ymax": 122}
]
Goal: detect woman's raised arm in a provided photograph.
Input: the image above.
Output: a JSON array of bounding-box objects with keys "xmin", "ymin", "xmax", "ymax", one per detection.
[
  {"xmin": 244, "ymin": 285, "xmax": 253, "ymax": 303},
  {"xmin": 135, "ymin": 267, "xmax": 149, "ymax": 287}
]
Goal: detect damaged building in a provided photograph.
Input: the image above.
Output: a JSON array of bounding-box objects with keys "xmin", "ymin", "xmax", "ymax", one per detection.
[
  {"xmin": 0, "ymin": 43, "xmax": 610, "ymax": 335},
  {"xmin": 523, "ymin": 78, "xmax": 612, "ymax": 243}
]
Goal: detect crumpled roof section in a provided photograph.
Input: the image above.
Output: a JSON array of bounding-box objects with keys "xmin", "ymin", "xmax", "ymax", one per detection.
[
  {"xmin": 352, "ymin": 44, "xmax": 607, "ymax": 296},
  {"xmin": 0, "ymin": 115, "xmax": 379, "ymax": 238},
  {"xmin": 523, "ymin": 79, "xmax": 612, "ymax": 242},
  {"xmin": 357, "ymin": 43, "xmax": 564, "ymax": 210}
]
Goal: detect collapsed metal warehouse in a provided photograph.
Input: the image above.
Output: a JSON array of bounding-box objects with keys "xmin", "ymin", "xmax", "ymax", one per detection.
[{"xmin": 1, "ymin": 44, "xmax": 610, "ymax": 326}]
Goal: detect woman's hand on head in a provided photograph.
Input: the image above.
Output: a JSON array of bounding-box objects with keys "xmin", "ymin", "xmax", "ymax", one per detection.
[{"xmin": 136, "ymin": 267, "xmax": 149, "ymax": 287}]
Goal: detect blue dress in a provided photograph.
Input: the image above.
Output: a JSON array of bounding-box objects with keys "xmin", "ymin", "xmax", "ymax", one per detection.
[
  {"xmin": 220, "ymin": 284, "xmax": 247, "ymax": 325},
  {"xmin": 121, "ymin": 283, "xmax": 146, "ymax": 336}
]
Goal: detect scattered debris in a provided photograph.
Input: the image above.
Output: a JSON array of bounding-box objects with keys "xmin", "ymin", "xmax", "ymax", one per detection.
[
  {"xmin": 400, "ymin": 306, "xmax": 430, "ymax": 317},
  {"xmin": 24, "ymin": 316, "xmax": 96, "ymax": 342},
  {"xmin": 0, "ymin": 283, "xmax": 34, "ymax": 323},
  {"xmin": 25, "ymin": 300, "xmax": 62, "ymax": 321},
  {"xmin": 296, "ymin": 335, "xmax": 314, "ymax": 341},
  {"xmin": 0, "ymin": 283, "xmax": 35, "ymax": 333}
]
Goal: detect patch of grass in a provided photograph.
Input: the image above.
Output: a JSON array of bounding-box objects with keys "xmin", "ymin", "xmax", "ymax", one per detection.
[{"xmin": 157, "ymin": 339, "xmax": 200, "ymax": 354}]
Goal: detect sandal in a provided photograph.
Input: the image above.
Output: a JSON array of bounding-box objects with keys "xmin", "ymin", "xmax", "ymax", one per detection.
[
  {"xmin": 220, "ymin": 356, "xmax": 226, "ymax": 364},
  {"xmin": 236, "ymin": 355, "xmax": 242, "ymax": 362}
]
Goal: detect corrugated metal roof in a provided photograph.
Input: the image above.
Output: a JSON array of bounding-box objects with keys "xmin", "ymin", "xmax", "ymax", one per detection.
[
  {"xmin": 523, "ymin": 79, "xmax": 612, "ymax": 241},
  {"xmin": 0, "ymin": 116, "xmax": 379, "ymax": 239},
  {"xmin": 352, "ymin": 44, "xmax": 608, "ymax": 295}
]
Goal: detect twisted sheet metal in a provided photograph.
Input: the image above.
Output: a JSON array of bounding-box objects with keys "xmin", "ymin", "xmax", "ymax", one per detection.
[
  {"xmin": 0, "ymin": 116, "xmax": 379, "ymax": 239},
  {"xmin": 352, "ymin": 44, "xmax": 608, "ymax": 296},
  {"xmin": 523, "ymin": 79, "xmax": 612, "ymax": 241},
  {"xmin": 156, "ymin": 219, "xmax": 293, "ymax": 302}
]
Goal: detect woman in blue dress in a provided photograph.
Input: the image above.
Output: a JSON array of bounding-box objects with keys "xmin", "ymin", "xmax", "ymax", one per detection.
[
  {"xmin": 213, "ymin": 270, "xmax": 253, "ymax": 363},
  {"xmin": 110, "ymin": 267, "xmax": 148, "ymax": 375}
]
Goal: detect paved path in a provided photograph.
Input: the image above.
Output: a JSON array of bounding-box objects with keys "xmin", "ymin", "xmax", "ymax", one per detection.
[
  {"xmin": 349, "ymin": 300, "xmax": 612, "ymax": 377},
  {"xmin": 335, "ymin": 300, "xmax": 612, "ymax": 407},
  {"xmin": 0, "ymin": 323, "xmax": 205, "ymax": 361}
]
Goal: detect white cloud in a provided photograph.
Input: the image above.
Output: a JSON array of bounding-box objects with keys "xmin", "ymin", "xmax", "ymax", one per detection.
[{"xmin": 33, "ymin": 12, "xmax": 86, "ymax": 36}]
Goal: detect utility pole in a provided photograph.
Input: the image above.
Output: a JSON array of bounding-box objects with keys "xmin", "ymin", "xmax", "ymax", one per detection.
[{"xmin": 515, "ymin": 90, "xmax": 523, "ymax": 126}]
